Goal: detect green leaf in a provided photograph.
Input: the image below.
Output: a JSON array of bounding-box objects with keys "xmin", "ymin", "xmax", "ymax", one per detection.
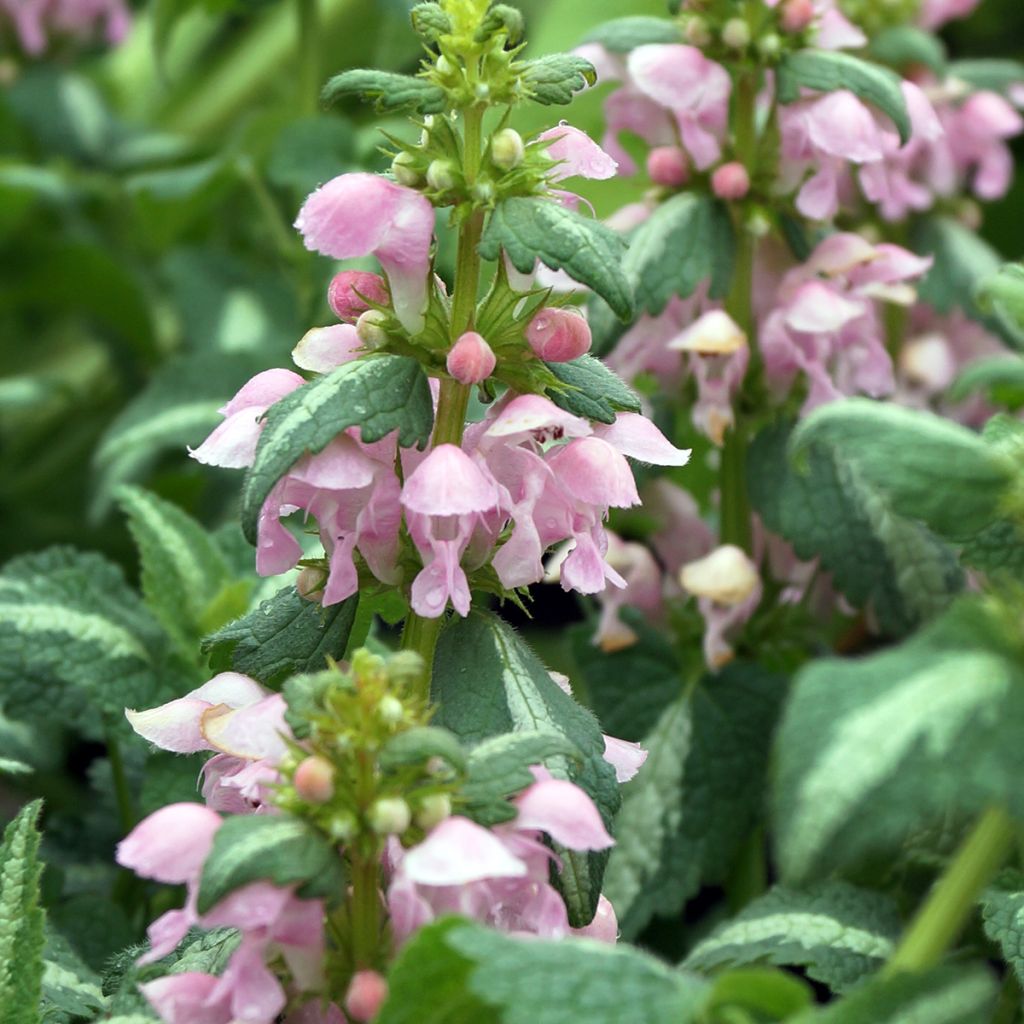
[
  {"xmin": 977, "ymin": 262, "xmax": 1024, "ymax": 342},
  {"xmin": 411, "ymin": 2, "xmax": 452, "ymax": 40},
  {"xmin": 776, "ymin": 50, "xmax": 911, "ymax": 144},
  {"xmin": 321, "ymin": 69, "xmax": 447, "ymax": 113},
  {"xmin": 911, "ymin": 216, "xmax": 1022, "ymax": 350},
  {"xmin": 622, "ymin": 193, "xmax": 734, "ymax": 317},
  {"xmin": 951, "ymin": 354, "xmax": 1024, "ymax": 411},
  {"xmin": 432, "ymin": 612, "xmax": 620, "ymax": 926},
  {"xmin": 0, "ymin": 548, "xmax": 180, "ymax": 738},
  {"xmin": 202, "ymin": 586, "xmax": 359, "ymax": 687},
  {"xmin": 197, "ymin": 815, "xmax": 345, "ymax": 914},
  {"xmin": 0, "ymin": 757, "xmax": 31, "ymax": 776},
  {"xmin": 948, "ymin": 58, "xmax": 1024, "ymax": 96},
  {"xmin": 41, "ymin": 929, "xmax": 106, "ymax": 1018},
  {"xmin": 595, "ymin": 657, "xmax": 785, "ymax": 939},
  {"xmin": 703, "ymin": 968, "xmax": 813, "ymax": 1020},
  {"xmin": 580, "ymin": 17, "xmax": 680, "ymax": 52},
  {"xmin": 117, "ymin": 486, "xmax": 232, "ymax": 654},
  {"xmin": 240, "ymin": 355, "xmax": 433, "ymax": 543},
  {"xmin": 749, "ymin": 419, "xmax": 963, "ymax": 637},
  {"xmin": 790, "ymin": 400, "xmax": 1017, "ymax": 540},
  {"xmin": 981, "ymin": 873, "xmax": 1024, "ymax": 986},
  {"xmin": 792, "ymin": 965, "xmax": 996, "ymax": 1024},
  {"xmin": 463, "ymin": 731, "xmax": 581, "ymax": 826},
  {"xmin": 380, "ymin": 726, "xmax": 469, "ymax": 774},
  {"xmin": 868, "ymin": 25, "xmax": 947, "ymax": 76},
  {"xmin": 684, "ymin": 882, "xmax": 900, "ymax": 993},
  {"xmin": 519, "ymin": 54, "xmax": 596, "ymax": 105},
  {"xmin": 379, "ymin": 918, "xmax": 708, "ymax": 1024},
  {"xmin": 544, "ymin": 354, "xmax": 641, "ymax": 424},
  {"xmin": 0, "ymin": 801, "xmax": 45, "ymax": 1024},
  {"xmin": 479, "ymin": 197, "xmax": 634, "ymax": 320},
  {"xmin": 773, "ymin": 600, "xmax": 1024, "ymax": 881}
]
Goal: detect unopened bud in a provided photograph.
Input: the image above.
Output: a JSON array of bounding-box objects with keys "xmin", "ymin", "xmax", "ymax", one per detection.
[
  {"xmin": 391, "ymin": 150, "xmax": 421, "ymax": 187},
  {"xmin": 387, "ymin": 650, "xmax": 426, "ymax": 690},
  {"xmin": 684, "ymin": 16, "xmax": 711, "ymax": 47},
  {"xmin": 680, "ymin": 545, "xmax": 760, "ymax": 605},
  {"xmin": 415, "ymin": 792, "xmax": 452, "ymax": 830},
  {"xmin": 296, "ymin": 566, "xmax": 326, "ymax": 603},
  {"xmin": 471, "ymin": 180, "xmax": 495, "ymax": 204},
  {"xmin": 356, "ymin": 309, "xmax": 390, "ymax": 349},
  {"xmin": 294, "ymin": 756, "xmax": 335, "ymax": 804},
  {"xmin": 345, "ymin": 970, "xmax": 389, "ymax": 1023},
  {"xmin": 711, "ymin": 161, "xmax": 751, "ymax": 200},
  {"xmin": 669, "ymin": 310, "xmax": 747, "ymax": 356},
  {"xmin": 436, "ymin": 54, "xmax": 456, "ymax": 77},
  {"xmin": 758, "ymin": 32, "xmax": 782, "ymax": 59},
  {"xmin": 525, "ymin": 307, "xmax": 592, "ymax": 363},
  {"xmin": 378, "ymin": 695, "xmax": 405, "ymax": 725},
  {"xmin": 722, "ymin": 18, "xmax": 750, "ymax": 49},
  {"xmin": 474, "ymin": 82, "xmax": 491, "ymax": 101},
  {"xmin": 781, "ymin": 0, "xmax": 816, "ymax": 33},
  {"xmin": 368, "ymin": 797, "xmax": 412, "ymax": 835},
  {"xmin": 491, "ymin": 128, "xmax": 526, "ymax": 171},
  {"xmin": 899, "ymin": 333, "xmax": 957, "ymax": 393},
  {"xmin": 328, "ymin": 812, "xmax": 357, "ymax": 843},
  {"xmin": 426, "ymin": 158, "xmax": 458, "ymax": 192},
  {"xmin": 447, "ymin": 331, "xmax": 497, "ymax": 384},
  {"xmin": 328, "ymin": 271, "xmax": 389, "ymax": 322},
  {"xmin": 646, "ymin": 146, "xmax": 689, "ymax": 188}
]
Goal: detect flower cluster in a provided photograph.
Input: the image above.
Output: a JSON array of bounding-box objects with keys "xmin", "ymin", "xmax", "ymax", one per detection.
[{"xmin": 0, "ymin": 0, "xmax": 129, "ymax": 56}]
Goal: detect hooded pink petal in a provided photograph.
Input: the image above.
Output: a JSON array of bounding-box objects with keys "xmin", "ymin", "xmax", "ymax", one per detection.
[
  {"xmin": 538, "ymin": 123, "xmax": 618, "ymax": 182},
  {"xmin": 401, "ymin": 817, "xmax": 528, "ymax": 885},
  {"xmin": 140, "ymin": 973, "xmax": 231, "ymax": 1024},
  {"xmin": 292, "ymin": 325, "xmax": 363, "ymax": 373},
  {"xmin": 295, "ymin": 173, "xmax": 435, "ymax": 334},
  {"xmin": 547, "ymin": 437, "xmax": 640, "ymax": 508},
  {"xmin": 513, "ymin": 777, "xmax": 614, "ymax": 851},
  {"xmin": 116, "ymin": 803, "xmax": 222, "ymax": 884},
  {"xmin": 602, "ymin": 736, "xmax": 649, "ymax": 784},
  {"xmin": 593, "ymin": 414, "xmax": 691, "ymax": 467},
  {"xmin": 401, "ymin": 444, "xmax": 498, "ymax": 516}
]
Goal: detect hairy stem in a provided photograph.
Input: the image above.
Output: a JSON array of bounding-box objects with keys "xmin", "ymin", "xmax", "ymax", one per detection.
[
  {"xmin": 349, "ymin": 752, "xmax": 382, "ymax": 969},
  {"xmin": 886, "ymin": 805, "xmax": 1015, "ymax": 975}
]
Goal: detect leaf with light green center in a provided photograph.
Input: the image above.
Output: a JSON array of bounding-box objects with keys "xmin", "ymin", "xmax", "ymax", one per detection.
[
  {"xmin": 41, "ymin": 929, "xmax": 107, "ymax": 1018},
  {"xmin": 518, "ymin": 54, "xmax": 596, "ymax": 105},
  {"xmin": 197, "ymin": 815, "xmax": 345, "ymax": 914},
  {"xmin": 773, "ymin": 600, "xmax": 1024, "ymax": 881},
  {"xmin": 776, "ymin": 50, "xmax": 911, "ymax": 144},
  {"xmin": 684, "ymin": 882, "xmax": 900, "ymax": 993},
  {"xmin": 981, "ymin": 872, "xmax": 1024, "ymax": 986},
  {"xmin": 0, "ymin": 801, "xmax": 45, "ymax": 1024},
  {"xmin": 431, "ymin": 612, "xmax": 620, "ymax": 926},
  {"xmin": 479, "ymin": 197, "xmax": 634, "ymax": 321},
  {"xmin": 544, "ymin": 354, "xmax": 641, "ymax": 424},
  {"xmin": 240, "ymin": 354, "xmax": 433, "ymax": 544}
]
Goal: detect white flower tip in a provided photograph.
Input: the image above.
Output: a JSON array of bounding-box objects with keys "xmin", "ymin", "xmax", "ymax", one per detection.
[
  {"xmin": 670, "ymin": 311, "xmax": 747, "ymax": 355},
  {"xmin": 680, "ymin": 545, "xmax": 760, "ymax": 605}
]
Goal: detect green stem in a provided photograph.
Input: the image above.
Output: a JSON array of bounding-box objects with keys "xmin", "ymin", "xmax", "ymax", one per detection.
[
  {"xmin": 886, "ymin": 805, "xmax": 1015, "ymax": 975},
  {"xmin": 726, "ymin": 825, "xmax": 766, "ymax": 912},
  {"xmin": 994, "ymin": 972, "xmax": 1022, "ymax": 1024},
  {"xmin": 295, "ymin": 0, "xmax": 319, "ymax": 117},
  {"xmin": 106, "ymin": 728, "xmax": 137, "ymax": 834},
  {"xmin": 350, "ymin": 752, "xmax": 382, "ymax": 969}
]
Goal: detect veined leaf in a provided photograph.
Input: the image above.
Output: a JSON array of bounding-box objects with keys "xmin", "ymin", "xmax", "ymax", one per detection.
[
  {"xmin": 773, "ymin": 600, "xmax": 1024, "ymax": 881},
  {"xmin": 202, "ymin": 586, "xmax": 360, "ymax": 687},
  {"xmin": 977, "ymin": 262, "xmax": 1024, "ymax": 341},
  {"xmin": 951, "ymin": 354, "xmax": 1024, "ymax": 411},
  {"xmin": 479, "ymin": 197, "xmax": 634, "ymax": 321},
  {"xmin": 41, "ymin": 929, "xmax": 107, "ymax": 1018},
  {"xmin": 379, "ymin": 918, "xmax": 708, "ymax": 1024},
  {"xmin": 749, "ymin": 419, "xmax": 962, "ymax": 636},
  {"xmin": 981, "ymin": 873, "xmax": 1024, "ymax": 986},
  {"xmin": 685, "ymin": 881, "xmax": 900, "ymax": 993},
  {"xmin": 0, "ymin": 801, "xmax": 46, "ymax": 1024},
  {"xmin": 776, "ymin": 50, "xmax": 911, "ymax": 144},
  {"xmin": 197, "ymin": 815, "xmax": 345, "ymax": 914},
  {"xmin": 240, "ymin": 355, "xmax": 433, "ymax": 543},
  {"xmin": 321, "ymin": 69, "xmax": 447, "ymax": 113},
  {"xmin": 519, "ymin": 54, "xmax": 596, "ymax": 105},
  {"xmin": 544, "ymin": 354, "xmax": 641, "ymax": 424},
  {"xmin": 117, "ymin": 486, "xmax": 232, "ymax": 654},
  {"xmin": 432, "ymin": 612, "xmax": 620, "ymax": 926},
  {"xmin": 580, "ymin": 17, "xmax": 680, "ymax": 52},
  {"xmin": 948, "ymin": 58, "xmax": 1024, "ymax": 97},
  {"xmin": 868, "ymin": 25, "xmax": 946, "ymax": 76}
]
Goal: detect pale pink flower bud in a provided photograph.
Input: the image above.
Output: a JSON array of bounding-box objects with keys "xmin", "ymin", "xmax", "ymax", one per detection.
[
  {"xmin": 491, "ymin": 128, "xmax": 526, "ymax": 170},
  {"xmin": 356, "ymin": 309, "xmax": 390, "ymax": 349},
  {"xmin": 294, "ymin": 755, "xmax": 335, "ymax": 803},
  {"xmin": 526, "ymin": 307, "xmax": 592, "ymax": 362},
  {"xmin": 447, "ymin": 331, "xmax": 497, "ymax": 383},
  {"xmin": 781, "ymin": 0, "xmax": 815, "ymax": 33},
  {"xmin": 296, "ymin": 566, "xmax": 325, "ymax": 602},
  {"xmin": 646, "ymin": 146, "xmax": 689, "ymax": 187},
  {"xmin": 328, "ymin": 271, "xmax": 389, "ymax": 322},
  {"xmin": 721, "ymin": 17, "xmax": 750, "ymax": 49},
  {"xmin": 369, "ymin": 796, "xmax": 412, "ymax": 835},
  {"xmin": 711, "ymin": 162, "xmax": 750, "ymax": 200},
  {"xmin": 345, "ymin": 970, "xmax": 389, "ymax": 1022}
]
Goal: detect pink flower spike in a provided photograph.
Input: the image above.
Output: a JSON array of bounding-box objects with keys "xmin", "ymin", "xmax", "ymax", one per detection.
[
  {"xmin": 526, "ymin": 307, "xmax": 593, "ymax": 362},
  {"xmin": 295, "ymin": 173, "xmax": 435, "ymax": 334},
  {"xmin": 514, "ymin": 777, "xmax": 614, "ymax": 851},
  {"xmin": 602, "ymin": 736, "xmax": 648, "ymax": 784},
  {"xmin": 292, "ymin": 325, "xmax": 362, "ymax": 373},
  {"xmin": 327, "ymin": 270, "xmax": 389, "ymax": 321},
  {"xmin": 401, "ymin": 444, "xmax": 498, "ymax": 516},
  {"xmin": 447, "ymin": 331, "xmax": 497, "ymax": 384},
  {"xmin": 538, "ymin": 123, "xmax": 618, "ymax": 182},
  {"xmin": 401, "ymin": 816, "xmax": 528, "ymax": 885},
  {"xmin": 593, "ymin": 413, "xmax": 692, "ymax": 467},
  {"xmin": 116, "ymin": 803, "xmax": 222, "ymax": 884},
  {"xmin": 140, "ymin": 973, "xmax": 231, "ymax": 1024},
  {"xmin": 711, "ymin": 162, "xmax": 750, "ymax": 200},
  {"xmin": 345, "ymin": 971, "xmax": 388, "ymax": 1022}
]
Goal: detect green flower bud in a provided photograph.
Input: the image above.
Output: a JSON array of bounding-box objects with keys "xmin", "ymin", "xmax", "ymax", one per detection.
[
  {"xmin": 757, "ymin": 32, "xmax": 782, "ymax": 59},
  {"xmin": 328, "ymin": 812, "xmax": 357, "ymax": 843},
  {"xmin": 722, "ymin": 18, "xmax": 751, "ymax": 49},
  {"xmin": 490, "ymin": 128, "xmax": 525, "ymax": 170},
  {"xmin": 378, "ymin": 695, "xmax": 405, "ymax": 725},
  {"xmin": 684, "ymin": 16, "xmax": 711, "ymax": 47},
  {"xmin": 471, "ymin": 180, "xmax": 495, "ymax": 204},
  {"xmin": 426, "ymin": 158, "xmax": 458, "ymax": 192},
  {"xmin": 392, "ymin": 151, "xmax": 421, "ymax": 187},
  {"xmin": 368, "ymin": 797, "xmax": 412, "ymax": 835},
  {"xmin": 415, "ymin": 793, "xmax": 452, "ymax": 830},
  {"xmin": 355, "ymin": 310, "xmax": 390, "ymax": 349},
  {"xmin": 387, "ymin": 650, "xmax": 426, "ymax": 690}
]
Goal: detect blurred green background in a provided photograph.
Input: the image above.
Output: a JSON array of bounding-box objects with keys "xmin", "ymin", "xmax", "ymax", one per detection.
[{"xmin": 1, "ymin": 0, "xmax": 1023, "ymax": 576}]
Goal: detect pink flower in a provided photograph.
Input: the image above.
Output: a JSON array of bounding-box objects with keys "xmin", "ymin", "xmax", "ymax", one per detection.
[
  {"xmin": 327, "ymin": 271, "xmax": 389, "ymax": 322},
  {"xmin": 1, "ymin": 0, "xmax": 130, "ymax": 55},
  {"xmin": 918, "ymin": 0, "xmax": 981, "ymax": 29},
  {"xmin": 525, "ymin": 307, "xmax": 592, "ymax": 362},
  {"xmin": 292, "ymin": 325, "xmax": 363, "ymax": 373},
  {"xmin": 447, "ymin": 331, "xmax": 497, "ymax": 384},
  {"xmin": 538, "ymin": 123, "xmax": 618, "ymax": 183},
  {"xmin": 295, "ymin": 174, "xmax": 435, "ymax": 334},
  {"xmin": 646, "ymin": 146, "xmax": 689, "ymax": 187},
  {"xmin": 711, "ymin": 162, "xmax": 750, "ymax": 200}
]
